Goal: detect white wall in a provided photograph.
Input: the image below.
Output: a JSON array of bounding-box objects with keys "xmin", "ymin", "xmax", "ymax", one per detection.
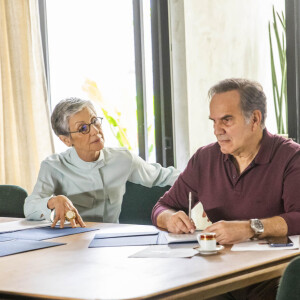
[{"xmin": 169, "ymin": 0, "xmax": 285, "ymax": 170}]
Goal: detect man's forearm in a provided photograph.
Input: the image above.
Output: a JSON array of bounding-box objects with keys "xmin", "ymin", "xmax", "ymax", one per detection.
[{"xmin": 260, "ymin": 216, "xmax": 288, "ymax": 238}]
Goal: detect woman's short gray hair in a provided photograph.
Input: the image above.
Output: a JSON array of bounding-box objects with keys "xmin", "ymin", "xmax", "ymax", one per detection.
[
  {"xmin": 51, "ymin": 97, "xmax": 96, "ymax": 136},
  {"xmin": 208, "ymin": 78, "xmax": 267, "ymax": 128}
]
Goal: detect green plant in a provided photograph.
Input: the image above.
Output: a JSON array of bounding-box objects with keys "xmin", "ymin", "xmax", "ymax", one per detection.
[
  {"xmin": 82, "ymin": 79, "xmax": 154, "ymax": 156},
  {"xmin": 83, "ymin": 79, "xmax": 132, "ymax": 149},
  {"xmin": 268, "ymin": 6, "xmax": 287, "ymax": 134}
]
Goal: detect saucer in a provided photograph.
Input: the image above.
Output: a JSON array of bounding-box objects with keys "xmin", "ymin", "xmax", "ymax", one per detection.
[{"xmin": 194, "ymin": 245, "xmax": 224, "ymax": 255}]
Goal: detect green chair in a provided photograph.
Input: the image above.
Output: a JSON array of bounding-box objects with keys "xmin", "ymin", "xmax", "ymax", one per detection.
[
  {"xmin": 119, "ymin": 182, "xmax": 170, "ymax": 225},
  {"xmin": 276, "ymin": 255, "xmax": 300, "ymax": 300},
  {"xmin": 0, "ymin": 185, "xmax": 27, "ymax": 218}
]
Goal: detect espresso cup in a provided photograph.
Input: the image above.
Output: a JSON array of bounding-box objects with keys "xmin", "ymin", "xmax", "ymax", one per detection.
[{"xmin": 197, "ymin": 232, "xmax": 217, "ymax": 251}]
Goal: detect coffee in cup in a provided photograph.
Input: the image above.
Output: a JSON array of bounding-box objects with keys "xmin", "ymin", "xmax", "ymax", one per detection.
[{"xmin": 197, "ymin": 232, "xmax": 216, "ymax": 251}]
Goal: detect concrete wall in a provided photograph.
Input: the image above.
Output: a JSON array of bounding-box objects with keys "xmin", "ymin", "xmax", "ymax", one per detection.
[{"xmin": 169, "ymin": 0, "xmax": 285, "ymax": 170}]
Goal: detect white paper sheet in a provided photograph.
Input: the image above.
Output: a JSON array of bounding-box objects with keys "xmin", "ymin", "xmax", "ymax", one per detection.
[
  {"xmin": 129, "ymin": 244, "xmax": 199, "ymax": 258},
  {"xmin": 164, "ymin": 231, "xmax": 201, "ymax": 244},
  {"xmin": 0, "ymin": 219, "xmax": 52, "ymax": 233},
  {"xmin": 191, "ymin": 201, "xmax": 212, "ymax": 230},
  {"xmin": 231, "ymin": 235, "xmax": 299, "ymax": 251}
]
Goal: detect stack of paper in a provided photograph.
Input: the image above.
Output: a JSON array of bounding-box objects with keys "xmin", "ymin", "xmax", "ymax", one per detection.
[
  {"xmin": 0, "ymin": 219, "xmax": 98, "ymax": 257},
  {"xmin": 0, "ymin": 226, "xmax": 99, "ymax": 241},
  {"xmin": 0, "ymin": 219, "xmax": 51, "ymax": 233},
  {"xmin": 163, "ymin": 231, "xmax": 200, "ymax": 244}
]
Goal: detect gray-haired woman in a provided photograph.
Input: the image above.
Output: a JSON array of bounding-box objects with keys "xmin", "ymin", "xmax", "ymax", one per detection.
[{"xmin": 24, "ymin": 98, "xmax": 180, "ymax": 228}]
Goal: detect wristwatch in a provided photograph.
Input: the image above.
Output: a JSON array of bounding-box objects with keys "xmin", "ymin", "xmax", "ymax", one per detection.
[{"xmin": 250, "ymin": 219, "xmax": 264, "ymax": 239}]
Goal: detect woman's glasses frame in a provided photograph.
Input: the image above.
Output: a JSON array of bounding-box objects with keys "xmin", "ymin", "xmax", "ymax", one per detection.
[{"xmin": 68, "ymin": 117, "xmax": 103, "ymax": 135}]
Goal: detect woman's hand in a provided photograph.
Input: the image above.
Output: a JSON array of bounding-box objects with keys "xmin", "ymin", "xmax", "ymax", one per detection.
[{"xmin": 47, "ymin": 195, "xmax": 86, "ymax": 228}]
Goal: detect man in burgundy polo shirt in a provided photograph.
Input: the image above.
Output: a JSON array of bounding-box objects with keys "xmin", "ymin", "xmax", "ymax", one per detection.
[
  {"xmin": 152, "ymin": 78, "xmax": 300, "ymax": 244},
  {"xmin": 151, "ymin": 78, "xmax": 300, "ymax": 299}
]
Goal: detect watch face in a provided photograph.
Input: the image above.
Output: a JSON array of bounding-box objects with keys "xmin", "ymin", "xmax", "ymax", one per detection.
[
  {"xmin": 254, "ymin": 219, "xmax": 263, "ymax": 230},
  {"xmin": 252, "ymin": 219, "xmax": 264, "ymax": 233}
]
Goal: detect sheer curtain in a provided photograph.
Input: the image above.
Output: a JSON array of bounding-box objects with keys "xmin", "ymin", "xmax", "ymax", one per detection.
[{"xmin": 0, "ymin": 0, "xmax": 54, "ymax": 193}]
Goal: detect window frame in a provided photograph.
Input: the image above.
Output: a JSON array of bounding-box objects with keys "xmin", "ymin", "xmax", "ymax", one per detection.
[
  {"xmin": 150, "ymin": 0, "xmax": 174, "ymax": 167},
  {"xmin": 286, "ymin": 0, "xmax": 300, "ymax": 142},
  {"xmin": 39, "ymin": 0, "xmax": 174, "ymax": 165}
]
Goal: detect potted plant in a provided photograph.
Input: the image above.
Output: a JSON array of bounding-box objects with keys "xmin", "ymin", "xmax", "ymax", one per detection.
[{"xmin": 268, "ymin": 6, "xmax": 287, "ymax": 136}]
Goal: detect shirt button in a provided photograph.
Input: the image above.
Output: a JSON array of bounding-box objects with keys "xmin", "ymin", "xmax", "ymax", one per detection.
[{"xmin": 233, "ymin": 175, "xmax": 236, "ymax": 179}]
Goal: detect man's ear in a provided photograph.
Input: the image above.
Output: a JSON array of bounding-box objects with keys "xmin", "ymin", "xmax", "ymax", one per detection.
[
  {"xmin": 59, "ymin": 135, "xmax": 72, "ymax": 147},
  {"xmin": 251, "ymin": 110, "xmax": 262, "ymax": 130}
]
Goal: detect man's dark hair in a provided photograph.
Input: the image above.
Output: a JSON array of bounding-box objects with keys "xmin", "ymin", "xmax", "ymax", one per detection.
[{"xmin": 208, "ymin": 78, "xmax": 267, "ymax": 128}]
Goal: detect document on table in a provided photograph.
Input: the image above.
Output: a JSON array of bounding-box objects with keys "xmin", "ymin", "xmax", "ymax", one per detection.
[
  {"xmin": 0, "ymin": 236, "xmax": 14, "ymax": 242},
  {"xmin": 129, "ymin": 244, "xmax": 198, "ymax": 258},
  {"xmin": 0, "ymin": 239, "xmax": 65, "ymax": 257},
  {"xmin": 0, "ymin": 219, "xmax": 52, "ymax": 233},
  {"xmin": 0, "ymin": 226, "xmax": 99, "ymax": 241},
  {"xmin": 231, "ymin": 235, "xmax": 300, "ymax": 251},
  {"xmin": 89, "ymin": 231, "xmax": 160, "ymax": 248},
  {"xmin": 89, "ymin": 229, "xmax": 202, "ymax": 248},
  {"xmin": 163, "ymin": 231, "xmax": 201, "ymax": 244}
]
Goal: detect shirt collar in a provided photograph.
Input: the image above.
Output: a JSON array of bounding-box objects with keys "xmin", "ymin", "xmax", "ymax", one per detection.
[
  {"xmin": 254, "ymin": 129, "xmax": 274, "ymax": 164},
  {"xmin": 70, "ymin": 147, "xmax": 105, "ymax": 169},
  {"xmin": 223, "ymin": 129, "xmax": 273, "ymax": 164}
]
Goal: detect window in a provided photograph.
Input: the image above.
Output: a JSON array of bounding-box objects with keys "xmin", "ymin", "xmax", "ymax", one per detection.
[{"xmin": 39, "ymin": 0, "xmax": 174, "ymax": 166}]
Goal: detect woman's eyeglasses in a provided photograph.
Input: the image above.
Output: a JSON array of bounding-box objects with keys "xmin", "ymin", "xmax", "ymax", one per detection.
[{"xmin": 68, "ymin": 117, "xmax": 103, "ymax": 135}]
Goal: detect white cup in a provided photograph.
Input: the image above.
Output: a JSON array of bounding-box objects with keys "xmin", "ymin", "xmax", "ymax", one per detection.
[{"xmin": 197, "ymin": 232, "xmax": 217, "ymax": 251}]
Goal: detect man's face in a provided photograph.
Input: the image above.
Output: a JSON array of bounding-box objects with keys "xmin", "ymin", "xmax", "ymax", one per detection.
[{"xmin": 209, "ymin": 90, "xmax": 254, "ymax": 156}]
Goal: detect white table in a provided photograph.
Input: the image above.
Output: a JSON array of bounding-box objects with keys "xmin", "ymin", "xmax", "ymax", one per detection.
[{"xmin": 0, "ymin": 219, "xmax": 299, "ymax": 299}]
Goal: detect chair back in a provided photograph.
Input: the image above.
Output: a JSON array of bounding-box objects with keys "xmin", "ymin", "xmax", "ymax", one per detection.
[
  {"xmin": 276, "ymin": 255, "xmax": 300, "ymax": 300},
  {"xmin": 0, "ymin": 185, "xmax": 27, "ymax": 218},
  {"xmin": 119, "ymin": 182, "xmax": 170, "ymax": 225}
]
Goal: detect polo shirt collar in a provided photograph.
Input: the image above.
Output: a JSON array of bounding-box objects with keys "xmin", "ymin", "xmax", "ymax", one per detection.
[
  {"xmin": 70, "ymin": 147, "xmax": 105, "ymax": 169},
  {"xmin": 254, "ymin": 129, "xmax": 273, "ymax": 164},
  {"xmin": 223, "ymin": 129, "xmax": 273, "ymax": 164}
]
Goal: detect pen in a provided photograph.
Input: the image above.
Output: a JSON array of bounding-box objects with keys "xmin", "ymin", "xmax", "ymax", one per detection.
[{"xmin": 188, "ymin": 192, "xmax": 192, "ymax": 219}]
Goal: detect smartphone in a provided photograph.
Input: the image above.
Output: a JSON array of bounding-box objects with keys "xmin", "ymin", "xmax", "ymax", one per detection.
[{"xmin": 267, "ymin": 236, "xmax": 294, "ymax": 247}]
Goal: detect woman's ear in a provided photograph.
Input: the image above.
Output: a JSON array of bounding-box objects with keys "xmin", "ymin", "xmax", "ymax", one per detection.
[{"xmin": 59, "ymin": 135, "xmax": 72, "ymax": 147}]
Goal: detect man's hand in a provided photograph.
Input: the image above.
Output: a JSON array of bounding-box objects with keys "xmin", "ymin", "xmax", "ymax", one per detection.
[
  {"xmin": 47, "ymin": 195, "xmax": 86, "ymax": 228},
  {"xmin": 205, "ymin": 220, "xmax": 253, "ymax": 244},
  {"xmin": 157, "ymin": 210, "xmax": 196, "ymax": 234},
  {"xmin": 204, "ymin": 216, "xmax": 289, "ymax": 245}
]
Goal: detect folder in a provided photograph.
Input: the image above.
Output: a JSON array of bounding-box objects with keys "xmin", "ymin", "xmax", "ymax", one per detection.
[
  {"xmin": 88, "ymin": 230, "xmax": 200, "ymax": 248},
  {"xmin": 0, "ymin": 226, "xmax": 99, "ymax": 241},
  {"xmin": 0, "ymin": 236, "xmax": 14, "ymax": 242},
  {"xmin": 0, "ymin": 239, "xmax": 65, "ymax": 257},
  {"xmin": 89, "ymin": 231, "xmax": 160, "ymax": 248}
]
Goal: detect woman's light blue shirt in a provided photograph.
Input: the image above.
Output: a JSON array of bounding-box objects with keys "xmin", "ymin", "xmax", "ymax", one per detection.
[{"xmin": 24, "ymin": 147, "xmax": 180, "ymax": 223}]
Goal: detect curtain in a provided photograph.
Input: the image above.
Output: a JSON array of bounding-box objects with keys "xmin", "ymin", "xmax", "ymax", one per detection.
[{"xmin": 0, "ymin": 0, "xmax": 54, "ymax": 193}]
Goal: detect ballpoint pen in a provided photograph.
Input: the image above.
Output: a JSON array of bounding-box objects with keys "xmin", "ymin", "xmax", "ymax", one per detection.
[{"xmin": 188, "ymin": 192, "xmax": 192, "ymax": 219}]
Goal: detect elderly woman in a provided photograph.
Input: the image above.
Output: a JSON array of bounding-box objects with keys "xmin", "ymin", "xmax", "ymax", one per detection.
[{"xmin": 24, "ymin": 97, "xmax": 180, "ymax": 228}]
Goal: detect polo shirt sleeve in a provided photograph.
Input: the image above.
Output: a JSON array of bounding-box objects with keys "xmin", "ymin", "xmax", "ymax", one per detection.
[
  {"xmin": 128, "ymin": 152, "xmax": 180, "ymax": 187},
  {"xmin": 151, "ymin": 149, "xmax": 201, "ymax": 226},
  {"xmin": 24, "ymin": 161, "xmax": 59, "ymax": 221},
  {"xmin": 279, "ymin": 152, "xmax": 300, "ymax": 235}
]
